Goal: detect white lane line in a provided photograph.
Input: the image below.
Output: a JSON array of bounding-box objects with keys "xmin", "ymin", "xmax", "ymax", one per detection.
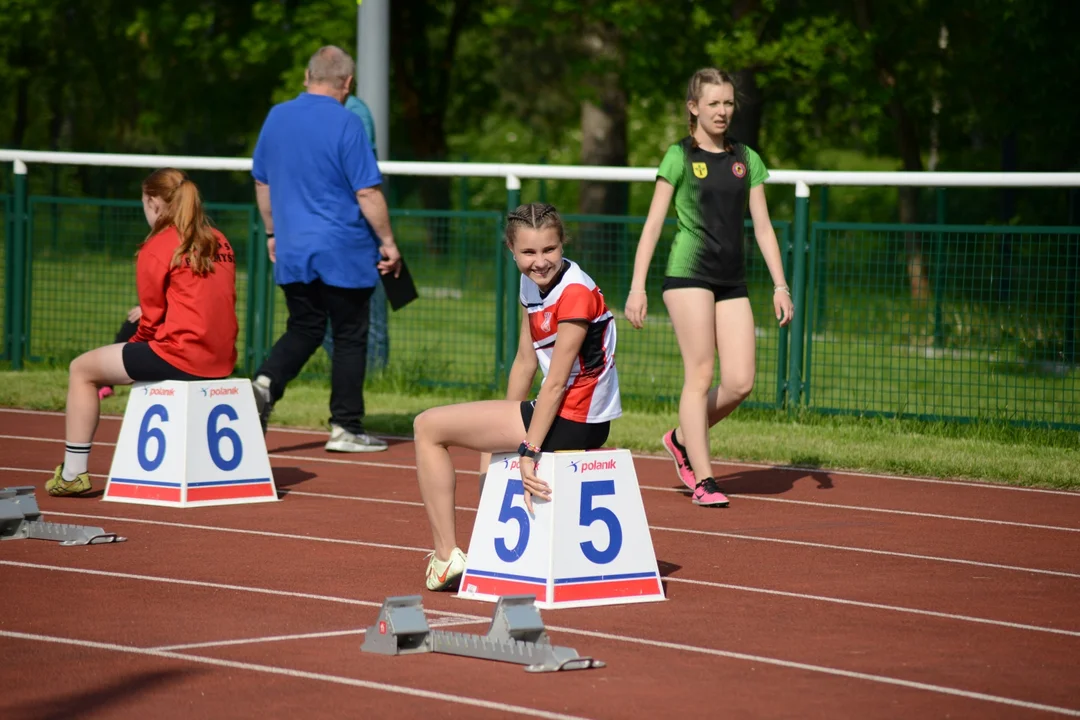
[
  {"xmin": 3, "ymin": 411, "xmax": 1077, "ymax": 496},
  {"xmin": 2, "ymin": 459, "xmax": 1076, "ymax": 578},
  {"xmin": 278, "ymin": 491, "xmax": 1080, "ymax": 578},
  {"xmin": 7, "ymin": 554, "xmax": 1074, "ymax": 642},
  {"xmin": 661, "ymin": 577, "xmax": 1080, "ymax": 637},
  {"xmin": 19, "ymin": 498, "xmax": 1080, "ymax": 582},
  {"xmin": 3, "ymin": 562, "xmax": 1077, "ymax": 717},
  {"xmin": 3, "ymin": 453, "xmax": 1076, "ymax": 533},
  {"xmin": 152, "ymin": 628, "xmax": 369, "ymax": 651},
  {"xmin": 683, "ymin": 493, "xmax": 1080, "ymax": 533},
  {"xmin": 0, "ymin": 630, "xmax": 592, "ymax": 720},
  {"xmin": 150, "ymin": 617, "xmax": 486, "ymax": 652},
  {"xmin": 650, "ymin": 524, "xmax": 1080, "ymax": 579},
  {"xmin": 539, "ymin": 625, "xmax": 1080, "ymax": 718},
  {"xmin": 11, "ymin": 495, "xmax": 1080, "ymax": 581},
  {"xmin": 39, "ymin": 511, "xmax": 432, "ymax": 554}
]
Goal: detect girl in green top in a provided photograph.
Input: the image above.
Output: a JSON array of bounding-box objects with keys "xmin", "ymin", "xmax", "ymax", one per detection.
[{"xmin": 626, "ymin": 68, "xmax": 794, "ymax": 508}]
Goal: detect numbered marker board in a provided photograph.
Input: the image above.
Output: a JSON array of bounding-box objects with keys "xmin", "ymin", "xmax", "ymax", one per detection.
[
  {"xmin": 104, "ymin": 380, "xmax": 277, "ymax": 508},
  {"xmin": 458, "ymin": 449, "xmax": 664, "ymax": 609}
]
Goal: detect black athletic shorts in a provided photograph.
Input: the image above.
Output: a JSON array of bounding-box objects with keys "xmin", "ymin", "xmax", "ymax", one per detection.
[
  {"xmin": 122, "ymin": 342, "xmax": 215, "ymax": 383},
  {"xmin": 662, "ymin": 277, "xmax": 749, "ymax": 302},
  {"xmin": 519, "ymin": 401, "xmax": 610, "ymax": 452}
]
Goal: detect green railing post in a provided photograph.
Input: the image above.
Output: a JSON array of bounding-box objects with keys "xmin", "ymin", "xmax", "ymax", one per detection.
[
  {"xmin": 498, "ymin": 175, "xmax": 521, "ymax": 388},
  {"xmin": 932, "ymin": 188, "xmax": 946, "ymax": 348},
  {"xmin": 251, "ymin": 217, "xmax": 271, "ymax": 372},
  {"xmin": 1065, "ymin": 188, "xmax": 1079, "ymax": 365},
  {"xmin": 815, "ymin": 186, "xmax": 828, "ymax": 333},
  {"xmin": 10, "ymin": 161, "xmax": 28, "ymax": 370},
  {"xmin": 3, "ymin": 193, "xmax": 12, "ymax": 361},
  {"xmin": 243, "ymin": 207, "xmax": 259, "ymax": 375},
  {"xmin": 774, "ymin": 223, "xmax": 792, "ymax": 408},
  {"xmin": 803, "ymin": 222, "xmax": 818, "ymax": 407},
  {"xmin": 786, "ymin": 181, "xmax": 811, "ymax": 409}
]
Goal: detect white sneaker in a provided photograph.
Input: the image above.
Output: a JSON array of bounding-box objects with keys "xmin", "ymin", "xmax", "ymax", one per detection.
[
  {"xmin": 324, "ymin": 424, "xmax": 388, "ymax": 453},
  {"xmin": 425, "ymin": 547, "xmax": 467, "ymax": 591},
  {"xmin": 252, "ymin": 376, "xmax": 274, "ymax": 434}
]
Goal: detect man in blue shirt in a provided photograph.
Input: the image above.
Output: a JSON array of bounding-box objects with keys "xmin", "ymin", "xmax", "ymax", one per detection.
[
  {"xmin": 251, "ymin": 45, "xmax": 401, "ymax": 453},
  {"xmin": 321, "ymin": 94, "xmax": 389, "ymax": 373}
]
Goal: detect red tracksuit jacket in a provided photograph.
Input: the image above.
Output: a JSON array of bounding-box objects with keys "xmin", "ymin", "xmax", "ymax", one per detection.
[{"xmin": 130, "ymin": 225, "xmax": 238, "ymax": 378}]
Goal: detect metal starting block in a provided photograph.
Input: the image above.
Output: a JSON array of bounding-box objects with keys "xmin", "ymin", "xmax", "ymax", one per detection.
[
  {"xmin": 361, "ymin": 594, "xmax": 604, "ymax": 673},
  {"xmin": 0, "ymin": 487, "xmax": 126, "ymax": 546}
]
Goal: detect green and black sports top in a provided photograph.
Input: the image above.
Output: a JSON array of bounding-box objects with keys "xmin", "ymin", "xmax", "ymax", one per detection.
[{"xmin": 657, "ymin": 137, "xmax": 769, "ymax": 285}]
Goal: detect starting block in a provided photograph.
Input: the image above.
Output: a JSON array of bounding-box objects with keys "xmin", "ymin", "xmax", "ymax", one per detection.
[
  {"xmin": 458, "ymin": 449, "xmax": 665, "ymax": 609},
  {"xmin": 0, "ymin": 486, "xmax": 126, "ymax": 546},
  {"xmin": 104, "ymin": 380, "xmax": 278, "ymax": 508},
  {"xmin": 361, "ymin": 594, "xmax": 603, "ymax": 672}
]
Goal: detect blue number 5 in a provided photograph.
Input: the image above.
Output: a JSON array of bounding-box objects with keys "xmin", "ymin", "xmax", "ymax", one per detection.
[
  {"xmin": 579, "ymin": 480, "xmax": 623, "ymax": 564},
  {"xmin": 494, "ymin": 480, "xmax": 530, "ymax": 562}
]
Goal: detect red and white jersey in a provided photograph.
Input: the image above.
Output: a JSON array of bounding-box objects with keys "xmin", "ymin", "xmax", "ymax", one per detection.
[{"xmin": 520, "ymin": 260, "xmax": 622, "ymax": 424}]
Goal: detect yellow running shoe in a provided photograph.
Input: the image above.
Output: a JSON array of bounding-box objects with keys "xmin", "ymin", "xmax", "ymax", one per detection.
[
  {"xmin": 45, "ymin": 465, "xmax": 92, "ymax": 497},
  {"xmin": 425, "ymin": 547, "xmax": 467, "ymax": 591}
]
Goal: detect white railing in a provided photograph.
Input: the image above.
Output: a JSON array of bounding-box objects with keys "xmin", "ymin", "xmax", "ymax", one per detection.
[{"xmin": 2, "ymin": 150, "xmax": 1079, "ymax": 194}]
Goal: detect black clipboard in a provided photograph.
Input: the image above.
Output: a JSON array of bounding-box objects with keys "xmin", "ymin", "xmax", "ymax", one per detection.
[{"xmin": 381, "ymin": 257, "xmax": 419, "ymax": 311}]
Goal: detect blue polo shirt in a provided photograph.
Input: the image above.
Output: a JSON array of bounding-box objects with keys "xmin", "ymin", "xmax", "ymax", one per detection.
[{"xmin": 252, "ymin": 92, "xmax": 382, "ymax": 289}]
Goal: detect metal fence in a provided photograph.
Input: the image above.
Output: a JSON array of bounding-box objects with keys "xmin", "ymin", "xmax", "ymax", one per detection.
[{"xmin": 2, "ymin": 152, "xmax": 1077, "ymax": 429}]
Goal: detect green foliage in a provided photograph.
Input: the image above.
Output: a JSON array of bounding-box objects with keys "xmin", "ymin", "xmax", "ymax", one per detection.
[{"xmin": 0, "ymin": 0, "xmax": 1075, "ymax": 222}]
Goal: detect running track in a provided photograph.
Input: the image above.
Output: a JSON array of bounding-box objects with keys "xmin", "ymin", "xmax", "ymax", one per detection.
[{"xmin": 1, "ymin": 407, "xmax": 1078, "ymax": 719}]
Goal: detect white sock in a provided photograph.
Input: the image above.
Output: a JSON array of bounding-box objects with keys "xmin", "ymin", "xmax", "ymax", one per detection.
[{"xmin": 62, "ymin": 443, "xmax": 92, "ymax": 481}]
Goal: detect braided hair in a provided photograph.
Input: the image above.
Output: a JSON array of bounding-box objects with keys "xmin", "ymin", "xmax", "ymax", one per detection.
[{"xmin": 505, "ymin": 202, "xmax": 566, "ymax": 246}]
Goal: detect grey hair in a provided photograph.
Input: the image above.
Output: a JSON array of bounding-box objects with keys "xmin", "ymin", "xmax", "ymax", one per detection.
[{"xmin": 307, "ymin": 45, "xmax": 355, "ymax": 85}]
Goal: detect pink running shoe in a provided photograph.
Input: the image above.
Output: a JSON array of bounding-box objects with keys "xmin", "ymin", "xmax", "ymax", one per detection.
[
  {"xmin": 98, "ymin": 386, "xmax": 114, "ymax": 401},
  {"xmin": 661, "ymin": 429, "xmax": 697, "ymax": 492},
  {"xmin": 693, "ymin": 478, "xmax": 730, "ymax": 507}
]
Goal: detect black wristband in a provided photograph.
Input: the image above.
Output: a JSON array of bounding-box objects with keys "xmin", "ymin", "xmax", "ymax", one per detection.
[
  {"xmin": 517, "ymin": 442, "xmax": 538, "ymax": 459},
  {"xmin": 266, "ymin": 233, "xmax": 275, "ymax": 239}
]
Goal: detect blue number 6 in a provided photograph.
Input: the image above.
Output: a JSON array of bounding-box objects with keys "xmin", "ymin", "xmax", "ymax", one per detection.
[
  {"xmin": 494, "ymin": 480, "xmax": 530, "ymax": 562},
  {"xmin": 207, "ymin": 404, "xmax": 244, "ymax": 471},
  {"xmin": 579, "ymin": 480, "xmax": 623, "ymax": 564},
  {"xmin": 137, "ymin": 404, "xmax": 169, "ymax": 471}
]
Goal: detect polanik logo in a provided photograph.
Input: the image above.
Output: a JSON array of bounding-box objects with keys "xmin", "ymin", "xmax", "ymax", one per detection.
[
  {"xmin": 540, "ymin": 311, "xmax": 553, "ymax": 332},
  {"xmin": 502, "ymin": 457, "xmax": 521, "ymax": 470},
  {"xmin": 568, "ymin": 459, "xmax": 617, "ymax": 473},
  {"xmin": 732, "ymin": 161, "xmax": 747, "ymax": 178}
]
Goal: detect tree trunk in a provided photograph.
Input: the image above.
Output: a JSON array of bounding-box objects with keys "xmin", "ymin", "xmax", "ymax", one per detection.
[
  {"xmin": 11, "ymin": 76, "xmax": 29, "ymax": 148},
  {"xmin": 856, "ymin": 0, "xmax": 930, "ymax": 303},
  {"xmin": 578, "ymin": 26, "xmax": 628, "ymax": 266},
  {"xmin": 729, "ymin": 69, "xmax": 763, "ymax": 150},
  {"xmin": 389, "ymin": 0, "xmax": 471, "ymax": 254},
  {"xmin": 730, "ymin": 0, "xmax": 763, "ymax": 149}
]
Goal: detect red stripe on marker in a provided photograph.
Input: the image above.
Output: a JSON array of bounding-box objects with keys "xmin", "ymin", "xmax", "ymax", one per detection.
[
  {"xmin": 187, "ymin": 483, "xmax": 276, "ymax": 502},
  {"xmin": 553, "ymin": 577, "xmax": 662, "ymax": 603},
  {"xmin": 106, "ymin": 484, "xmax": 181, "ymax": 503},
  {"xmin": 461, "ymin": 574, "xmax": 546, "ymax": 598}
]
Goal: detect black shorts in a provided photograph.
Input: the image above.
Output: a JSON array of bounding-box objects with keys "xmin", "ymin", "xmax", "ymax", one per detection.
[
  {"xmin": 519, "ymin": 401, "xmax": 610, "ymax": 452},
  {"xmin": 662, "ymin": 277, "xmax": 748, "ymax": 302},
  {"xmin": 122, "ymin": 342, "xmax": 214, "ymax": 383}
]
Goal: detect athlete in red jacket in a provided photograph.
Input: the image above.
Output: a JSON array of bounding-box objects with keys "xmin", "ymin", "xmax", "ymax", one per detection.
[{"xmin": 46, "ymin": 168, "xmax": 238, "ymax": 497}]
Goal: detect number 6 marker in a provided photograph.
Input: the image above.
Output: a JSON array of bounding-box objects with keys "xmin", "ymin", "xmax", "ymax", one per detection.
[{"xmin": 105, "ymin": 380, "xmax": 277, "ymax": 508}]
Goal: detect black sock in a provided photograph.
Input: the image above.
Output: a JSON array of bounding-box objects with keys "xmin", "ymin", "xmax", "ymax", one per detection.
[{"xmin": 671, "ymin": 429, "xmax": 687, "ymax": 454}]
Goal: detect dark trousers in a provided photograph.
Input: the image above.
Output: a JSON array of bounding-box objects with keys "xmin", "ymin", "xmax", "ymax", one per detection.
[{"xmin": 257, "ymin": 281, "xmax": 374, "ymax": 435}]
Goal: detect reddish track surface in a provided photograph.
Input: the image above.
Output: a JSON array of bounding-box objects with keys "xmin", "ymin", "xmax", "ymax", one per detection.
[{"xmin": 2, "ymin": 406, "xmax": 1079, "ymax": 719}]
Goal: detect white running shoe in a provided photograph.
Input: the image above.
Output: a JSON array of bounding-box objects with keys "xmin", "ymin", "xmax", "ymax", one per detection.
[
  {"xmin": 425, "ymin": 547, "xmax": 467, "ymax": 591},
  {"xmin": 324, "ymin": 424, "xmax": 388, "ymax": 453}
]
